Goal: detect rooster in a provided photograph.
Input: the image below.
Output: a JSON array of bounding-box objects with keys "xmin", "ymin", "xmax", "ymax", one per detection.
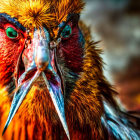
[{"xmin": 0, "ymin": 0, "xmax": 139, "ymax": 140}]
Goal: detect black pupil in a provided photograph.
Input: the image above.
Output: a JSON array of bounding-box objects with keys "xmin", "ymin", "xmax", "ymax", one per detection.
[{"xmin": 6, "ymin": 27, "xmax": 18, "ymax": 38}]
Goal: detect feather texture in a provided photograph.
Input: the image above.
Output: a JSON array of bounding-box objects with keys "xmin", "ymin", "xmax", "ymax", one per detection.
[
  {"xmin": 102, "ymin": 101, "xmax": 140, "ymax": 140},
  {"xmin": 0, "ymin": 0, "xmax": 84, "ymax": 29}
]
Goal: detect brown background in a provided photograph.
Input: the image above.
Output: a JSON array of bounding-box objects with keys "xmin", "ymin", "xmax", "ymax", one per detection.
[{"xmin": 82, "ymin": 0, "xmax": 140, "ymax": 113}]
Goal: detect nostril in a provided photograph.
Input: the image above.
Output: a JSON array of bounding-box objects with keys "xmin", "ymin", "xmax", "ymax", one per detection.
[{"xmin": 27, "ymin": 36, "xmax": 32, "ymax": 44}]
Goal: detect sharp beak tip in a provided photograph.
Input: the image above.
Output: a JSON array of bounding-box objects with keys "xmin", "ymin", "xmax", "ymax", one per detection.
[{"xmin": 2, "ymin": 125, "xmax": 7, "ymax": 136}]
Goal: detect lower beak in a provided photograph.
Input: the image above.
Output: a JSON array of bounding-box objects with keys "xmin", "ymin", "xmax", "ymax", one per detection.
[{"xmin": 3, "ymin": 29, "xmax": 70, "ymax": 140}]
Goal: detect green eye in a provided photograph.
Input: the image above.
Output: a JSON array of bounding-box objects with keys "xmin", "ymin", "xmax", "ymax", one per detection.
[
  {"xmin": 6, "ymin": 27, "xmax": 18, "ymax": 39},
  {"xmin": 61, "ymin": 25, "xmax": 72, "ymax": 38}
]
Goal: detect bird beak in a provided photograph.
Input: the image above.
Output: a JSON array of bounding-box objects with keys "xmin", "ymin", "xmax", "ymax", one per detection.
[{"xmin": 3, "ymin": 28, "xmax": 70, "ymax": 140}]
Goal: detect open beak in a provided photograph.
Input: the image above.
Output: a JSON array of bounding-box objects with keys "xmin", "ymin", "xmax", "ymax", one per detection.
[{"xmin": 3, "ymin": 28, "xmax": 70, "ymax": 140}]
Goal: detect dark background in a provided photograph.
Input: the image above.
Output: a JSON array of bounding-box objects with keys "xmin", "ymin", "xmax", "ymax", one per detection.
[{"xmin": 81, "ymin": 0, "xmax": 140, "ymax": 113}]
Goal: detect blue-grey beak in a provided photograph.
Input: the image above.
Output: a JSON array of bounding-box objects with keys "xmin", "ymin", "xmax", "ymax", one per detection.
[{"xmin": 3, "ymin": 28, "xmax": 70, "ymax": 140}]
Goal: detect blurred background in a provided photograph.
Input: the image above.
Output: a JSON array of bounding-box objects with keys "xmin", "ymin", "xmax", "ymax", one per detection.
[{"xmin": 81, "ymin": 0, "xmax": 140, "ymax": 114}]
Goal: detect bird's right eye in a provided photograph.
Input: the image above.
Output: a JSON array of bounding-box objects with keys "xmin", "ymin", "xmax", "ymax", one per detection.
[
  {"xmin": 6, "ymin": 27, "xmax": 18, "ymax": 39},
  {"xmin": 61, "ymin": 25, "xmax": 72, "ymax": 38}
]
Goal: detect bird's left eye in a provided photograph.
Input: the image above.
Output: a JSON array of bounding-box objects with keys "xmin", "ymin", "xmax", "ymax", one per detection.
[
  {"xmin": 61, "ymin": 25, "xmax": 72, "ymax": 38},
  {"xmin": 6, "ymin": 27, "xmax": 18, "ymax": 39}
]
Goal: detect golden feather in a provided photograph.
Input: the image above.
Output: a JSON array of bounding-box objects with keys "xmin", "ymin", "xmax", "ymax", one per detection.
[{"xmin": 0, "ymin": 0, "xmax": 85, "ymax": 29}]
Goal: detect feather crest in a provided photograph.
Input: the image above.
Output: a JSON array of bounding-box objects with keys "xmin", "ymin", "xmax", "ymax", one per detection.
[{"xmin": 0, "ymin": 0, "xmax": 84, "ymax": 28}]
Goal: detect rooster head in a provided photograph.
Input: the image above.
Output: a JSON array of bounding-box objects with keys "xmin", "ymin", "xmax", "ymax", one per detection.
[{"xmin": 0, "ymin": 0, "xmax": 116, "ymax": 139}]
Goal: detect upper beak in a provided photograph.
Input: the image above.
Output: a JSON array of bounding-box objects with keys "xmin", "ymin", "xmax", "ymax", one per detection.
[{"xmin": 3, "ymin": 28, "xmax": 70, "ymax": 140}]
